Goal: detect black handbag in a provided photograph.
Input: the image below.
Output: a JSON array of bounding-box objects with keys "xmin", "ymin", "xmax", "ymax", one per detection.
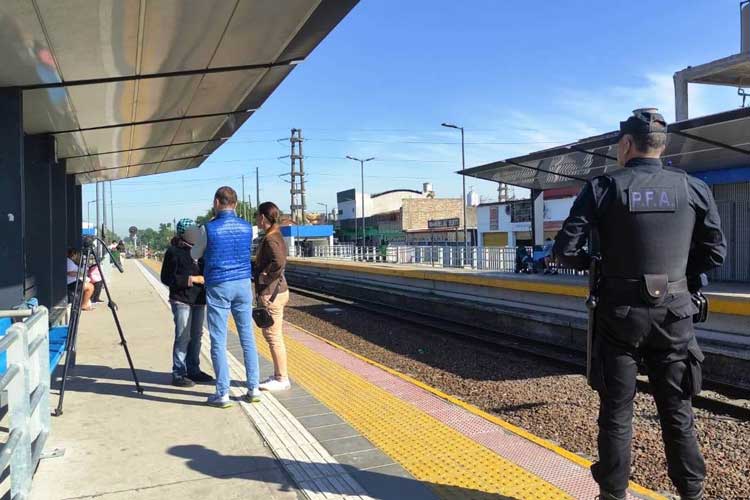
[{"xmin": 252, "ymin": 280, "xmax": 281, "ymax": 328}]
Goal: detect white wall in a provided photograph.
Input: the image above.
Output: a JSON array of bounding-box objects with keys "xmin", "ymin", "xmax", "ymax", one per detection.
[
  {"xmin": 476, "ymin": 196, "xmax": 575, "ymax": 246},
  {"xmin": 338, "ymin": 190, "xmax": 426, "ymax": 220},
  {"xmin": 544, "ymin": 197, "xmax": 575, "ymax": 222}
]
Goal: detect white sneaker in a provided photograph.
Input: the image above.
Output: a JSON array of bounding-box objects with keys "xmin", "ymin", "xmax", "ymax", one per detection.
[
  {"xmin": 242, "ymin": 387, "xmax": 262, "ymax": 403},
  {"xmin": 259, "ymin": 378, "xmax": 291, "ymax": 392}
]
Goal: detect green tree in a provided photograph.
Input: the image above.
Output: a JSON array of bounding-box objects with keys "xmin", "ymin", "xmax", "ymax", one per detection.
[{"xmin": 134, "ymin": 224, "xmax": 174, "ymax": 252}]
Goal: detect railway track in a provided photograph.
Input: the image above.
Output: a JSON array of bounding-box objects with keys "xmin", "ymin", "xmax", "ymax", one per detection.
[{"xmin": 288, "ymin": 285, "xmax": 750, "ymax": 421}]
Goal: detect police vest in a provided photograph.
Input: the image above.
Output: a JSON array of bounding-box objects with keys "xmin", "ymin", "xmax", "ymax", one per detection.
[
  {"xmin": 598, "ymin": 163, "xmax": 694, "ymax": 282},
  {"xmin": 203, "ymin": 210, "xmax": 253, "ymax": 286}
]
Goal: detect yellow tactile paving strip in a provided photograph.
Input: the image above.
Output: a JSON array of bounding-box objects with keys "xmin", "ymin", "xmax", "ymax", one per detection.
[{"xmin": 253, "ymin": 332, "xmax": 571, "ymax": 500}]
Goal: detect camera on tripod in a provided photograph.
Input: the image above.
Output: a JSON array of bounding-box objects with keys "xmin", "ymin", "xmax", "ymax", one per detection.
[{"xmin": 56, "ymin": 235, "xmax": 142, "ymax": 416}]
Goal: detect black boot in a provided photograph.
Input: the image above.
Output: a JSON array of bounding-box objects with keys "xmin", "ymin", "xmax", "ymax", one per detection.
[
  {"xmin": 172, "ymin": 375, "xmax": 195, "ymax": 387},
  {"xmin": 596, "ymin": 490, "xmax": 626, "ymax": 500},
  {"xmin": 680, "ymin": 487, "xmax": 703, "ymax": 500}
]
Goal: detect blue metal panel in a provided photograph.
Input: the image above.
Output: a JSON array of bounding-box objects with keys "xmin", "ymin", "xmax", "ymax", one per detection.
[
  {"xmin": 690, "ymin": 166, "xmax": 750, "ymax": 186},
  {"xmin": 24, "ymin": 135, "xmax": 54, "ymax": 308},
  {"xmin": 280, "ymin": 225, "xmax": 333, "ymax": 238},
  {"xmin": 0, "ymin": 89, "xmax": 25, "ymax": 309}
]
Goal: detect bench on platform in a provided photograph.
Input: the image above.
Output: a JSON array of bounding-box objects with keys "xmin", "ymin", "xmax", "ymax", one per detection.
[{"xmin": 0, "ymin": 319, "xmax": 68, "ymax": 377}]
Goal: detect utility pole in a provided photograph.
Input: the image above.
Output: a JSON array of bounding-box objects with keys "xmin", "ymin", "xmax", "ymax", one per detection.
[
  {"xmin": 102, "ymin": 181, "xmax": 109, "ymax": 238},
  {"xmin": 242, "ymin": 175, "xmax": 246, "ymax": 220},
  {"xmin": 289, "ymin": 129, "xmax": 306, "ymax": 224},
  {"xmin": 110, "ymin": 181, "xmax": 115, "ymax": 237},
  {"xmin": 498, "ymin": 183, "xmax": 509, "ymax": 202},
  {"xmin": 256, "ymin": 166, "xmax": 260, "ymax": 210},
  {"xmin": 95, "ymin": 182, "xmax": 101, "ymax": 239},
  {"xmin": 299, "ymin": 129, "xmax": 306, "ymax": 224}
]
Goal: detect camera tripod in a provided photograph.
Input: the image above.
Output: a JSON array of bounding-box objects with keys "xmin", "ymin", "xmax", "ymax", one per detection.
[{"xmin": 54, "ymin": 236, "xmax": 143, "ymax": 416}]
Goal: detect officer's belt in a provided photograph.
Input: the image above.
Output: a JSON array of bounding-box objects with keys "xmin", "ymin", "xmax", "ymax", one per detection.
[{"xmin": 599, "ymin": 277, "xmax": 689, "ymax": 305}]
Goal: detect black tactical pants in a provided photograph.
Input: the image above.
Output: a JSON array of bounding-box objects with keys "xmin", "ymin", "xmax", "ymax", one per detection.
[{"xmin": 590, "ymin": 295, "xmax": 705, "ymax": 498}]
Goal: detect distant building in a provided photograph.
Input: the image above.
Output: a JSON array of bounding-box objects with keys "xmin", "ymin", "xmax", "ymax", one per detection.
[
  {"xmin": 476, "ymin": 187, "xmax": 578, "ymax": 247},
  {"xmin": 336, "ymin": 183, "xmax": 477, "ymax": 244},
  {"xmin": 337, "ymin": 185, "xmax": 430, "ymax": 242}
]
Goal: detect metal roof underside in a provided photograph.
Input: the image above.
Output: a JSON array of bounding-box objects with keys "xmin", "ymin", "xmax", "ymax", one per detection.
[
  {"xmin": 676, "ymin": 52, "xmax": 750, "ymax": 87},
  {"xmin": 461, "ymin": 107, "xmax": 750, "ymax": 190},
  {"xmin": 0, "ymin": 0, "xmax": 358, "ymax": 184}
]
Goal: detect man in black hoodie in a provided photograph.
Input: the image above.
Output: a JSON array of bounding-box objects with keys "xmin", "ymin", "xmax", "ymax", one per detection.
[{"xmin": 160, "ymin": 219, "xmax": 213, "ymax": 387}]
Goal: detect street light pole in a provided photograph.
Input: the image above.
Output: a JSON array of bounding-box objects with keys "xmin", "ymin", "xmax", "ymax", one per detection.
[
  {"xmin": 87, "ymin": 200, "xmax": 96, "ymax": 227},
  {"xmin": 441, "ymin": 123, "xmax": 468, "ymax": 254},
  {"xmin": 346, "ymin": 156, "xmax": 375, "ymax": 246}
]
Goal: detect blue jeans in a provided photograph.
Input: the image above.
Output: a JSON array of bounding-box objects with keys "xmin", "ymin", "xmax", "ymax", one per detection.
[
  {"xmin": 206, "ymin": 278, "xmax": 258, "ymax": 396},
  {"xmin": 170, "ymin": 302, "xmax": 205, "ymax": 378}
]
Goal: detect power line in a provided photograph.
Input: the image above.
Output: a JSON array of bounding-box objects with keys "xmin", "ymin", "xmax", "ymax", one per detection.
[{"xmin": 227, "ymin": 137, "xmax": 565, "ymax": 146}]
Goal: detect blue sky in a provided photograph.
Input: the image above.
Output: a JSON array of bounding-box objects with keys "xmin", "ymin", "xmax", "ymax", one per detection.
[{"xmin": 93, "ymin": 0, "xmax": 746, "ymax": 235}]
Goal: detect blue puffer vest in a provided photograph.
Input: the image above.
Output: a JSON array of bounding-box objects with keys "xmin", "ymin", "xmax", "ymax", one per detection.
[{"xmin": 204, "ymin": 210, "xmax": 253, "ymax": 286}]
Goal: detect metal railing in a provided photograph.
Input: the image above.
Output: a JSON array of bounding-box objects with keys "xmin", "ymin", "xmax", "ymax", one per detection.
[
  {"xmin": 0, "ymin": 306, "xmax": 52, "ymax": 499},
  {"xmin": 292, "ymin": 244, "xmax": 584, "ymax": 276}
]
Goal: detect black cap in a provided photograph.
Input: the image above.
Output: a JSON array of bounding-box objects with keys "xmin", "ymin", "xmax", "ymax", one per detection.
[{"xmin": 618, "ymin": 108, "xmax": 667, "ymax": 140}]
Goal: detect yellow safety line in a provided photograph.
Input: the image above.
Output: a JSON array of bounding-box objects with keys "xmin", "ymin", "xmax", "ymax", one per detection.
[
  {"xmin": 254, "ymin": 329, "xmax": 571, "ymax": 499},
  {"xmin": 143, "ymin": 259, "xmax": 661, "ymax": 498},
  {"xmin": 289, "ymin": 323, "xmax": 665, "ymax": 500},
  {"xmin": 289, "ymin": 258, "xmax": 750, "ymax": 316}
]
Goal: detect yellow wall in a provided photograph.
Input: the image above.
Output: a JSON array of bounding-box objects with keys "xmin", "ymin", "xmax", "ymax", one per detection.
[{"xmin": 483, "ymin": 232, "xmax": 508, "ymax": 247}]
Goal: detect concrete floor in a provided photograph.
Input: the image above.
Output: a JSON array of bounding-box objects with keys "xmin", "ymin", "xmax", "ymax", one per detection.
[{"xmin": 29, "ymin": 260, "xmax": 300, "ymax": 500}]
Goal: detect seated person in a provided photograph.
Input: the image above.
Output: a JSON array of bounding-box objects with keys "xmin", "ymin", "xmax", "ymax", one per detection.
[
  {"xmin": 515, "ymin": 245, "xmax": 534, "ymax": 273},
  {"xmin": 88, "ymin": 263, "xmax": 104, "ymax": 303},
  {"xmin": 67, "ymin": 248, "xmax": 94, "ymax": 310},
  {"xmin": 542, "ymin": 238, "xmax": 558, "ymax": 275}
]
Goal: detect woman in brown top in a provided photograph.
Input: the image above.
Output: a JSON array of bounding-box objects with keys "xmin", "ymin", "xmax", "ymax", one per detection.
[{"xmin": 253, "ymin": 202, "xmax": 291, "ymax": 391}]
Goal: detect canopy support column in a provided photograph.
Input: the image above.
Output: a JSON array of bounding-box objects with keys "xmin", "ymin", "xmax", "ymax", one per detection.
[
  {"xmin": 0, "ymin": 89, "xmax": 25, "ymax": 308},
  {"xmin": 23, "ymin": 135, "xmax": 55, "ymax": 309},
  {"xmin": 530, "ymin": 189, "xmax": 545, "ymax": 247}
]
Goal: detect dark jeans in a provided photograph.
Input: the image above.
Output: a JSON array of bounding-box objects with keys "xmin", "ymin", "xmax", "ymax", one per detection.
[
  {"xmin": 170, "ymin": 301, "xmax": 205, "ymax": 378},
  {"xmin": 590, "ymin": 295, "xmax": 705, "ymax": 497}
]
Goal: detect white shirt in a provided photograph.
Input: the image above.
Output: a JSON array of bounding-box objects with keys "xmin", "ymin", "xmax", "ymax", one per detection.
[
  {"xmin": 66, "ymin": 258, "xmax": 78, "ymax": 285},
  {"xmin": 188, "ymin": 225, "xmax": 208, "ymax": 260}
]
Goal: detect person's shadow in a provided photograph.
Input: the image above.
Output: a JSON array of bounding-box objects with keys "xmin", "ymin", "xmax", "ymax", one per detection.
[{"xmin": 168, "ymin": 444, "xmax": 516, "ymax": 500}]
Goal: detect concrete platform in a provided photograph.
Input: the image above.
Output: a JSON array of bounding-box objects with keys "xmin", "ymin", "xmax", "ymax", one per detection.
[{"xmin": 29, "ymin": 261, "xmax": 300, "ymax": 500}]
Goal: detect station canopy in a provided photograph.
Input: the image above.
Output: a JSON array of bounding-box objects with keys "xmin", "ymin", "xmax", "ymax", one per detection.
[
  {"xmin": 0, "ymin": 0, "xmax": 357, "ymax": 184},
  {"xmin": 461, "ymin": 107, "xmax": 750, "ymax": 191}
]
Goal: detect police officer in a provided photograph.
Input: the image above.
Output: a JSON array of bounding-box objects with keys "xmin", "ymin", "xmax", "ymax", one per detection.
[{"xmin": 553, "ymin": 109, "xmax": 726, "ymax": 500}]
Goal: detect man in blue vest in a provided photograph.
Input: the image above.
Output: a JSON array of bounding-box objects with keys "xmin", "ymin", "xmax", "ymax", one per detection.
[{"xmin": 190, "ymin": 186, "xmax": 260, "ymax": 407}]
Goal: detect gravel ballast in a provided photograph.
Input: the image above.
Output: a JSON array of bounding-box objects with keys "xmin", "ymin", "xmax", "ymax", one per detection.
[{"xmin": 285, "ymin": 292, "xmax": 750, "ymax": 500}]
